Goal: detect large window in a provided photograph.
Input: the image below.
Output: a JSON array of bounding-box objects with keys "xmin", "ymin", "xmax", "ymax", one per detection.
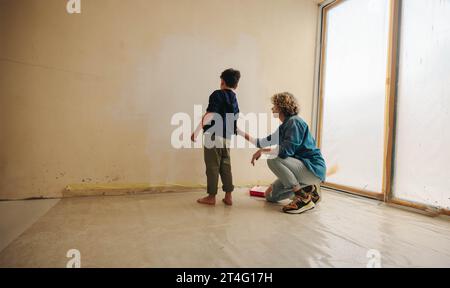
[
  {"xmin": 392, "ymin": 0, "xmax": 450, "ymax": 210},
  {"xmin": 320, "ymin": 0, "xmax": 390, "ymax": 196},
  {"xmin": 317, "ymin": 0, "xmax": 450, "ymax": 213}
]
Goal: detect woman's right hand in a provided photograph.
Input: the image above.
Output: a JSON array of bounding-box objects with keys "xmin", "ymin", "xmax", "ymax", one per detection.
[{"xmin": 251, "ymin": 150, "xmax": 262, "ymax": 166}]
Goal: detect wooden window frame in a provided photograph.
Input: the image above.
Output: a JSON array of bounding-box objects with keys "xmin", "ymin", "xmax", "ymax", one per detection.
[{"xmin": 314, "ymin": 0, "xmax": 450, "ymax": 216}]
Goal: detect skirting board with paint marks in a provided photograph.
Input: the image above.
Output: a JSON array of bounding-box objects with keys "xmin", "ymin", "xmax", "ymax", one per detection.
[{"xmin": 64, "ymin": 183, "xmax": 206, "ymax": 198}]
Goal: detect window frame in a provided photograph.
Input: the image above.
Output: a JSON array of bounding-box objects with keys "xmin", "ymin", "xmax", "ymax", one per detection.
[{"xmin": 314, "ymin": 0, "xmax": 450, "ymax": 215}]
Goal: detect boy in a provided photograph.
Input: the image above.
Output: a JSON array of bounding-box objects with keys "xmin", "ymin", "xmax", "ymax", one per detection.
[{"xmin": 191, "ymin": 69, "xmax": 241, "ymax": 206}]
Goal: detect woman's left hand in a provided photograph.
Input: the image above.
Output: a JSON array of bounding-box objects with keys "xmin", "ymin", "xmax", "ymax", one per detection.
[{"xmin": 251, "ymin": 150, "xmax": 262, "ymax": 166}]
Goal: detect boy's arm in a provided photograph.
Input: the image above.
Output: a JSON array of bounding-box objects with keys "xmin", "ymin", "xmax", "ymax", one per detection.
[
  {"xmin": 191, "ymin": 112, "xmax": 214, "ymax": 142},
  {"xmin": 192, "ymin": 91, "xmax": 221, "ymax": 142}
]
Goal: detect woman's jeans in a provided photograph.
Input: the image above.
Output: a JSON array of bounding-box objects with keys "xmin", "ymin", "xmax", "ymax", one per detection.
[{"xmin": 266, "ymin": 157, "xmax": 321, "ymax": 203}]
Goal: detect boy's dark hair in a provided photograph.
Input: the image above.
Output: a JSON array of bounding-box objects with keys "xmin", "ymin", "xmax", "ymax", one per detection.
[{"xmin": 220, "ymin": 68, "xmax": 241, "ymax": 89}]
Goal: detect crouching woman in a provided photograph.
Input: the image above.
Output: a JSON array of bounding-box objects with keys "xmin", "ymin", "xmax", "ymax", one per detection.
[{"xmin": 251, "ymin": 92, "xmax": 326, "ymax": 214}]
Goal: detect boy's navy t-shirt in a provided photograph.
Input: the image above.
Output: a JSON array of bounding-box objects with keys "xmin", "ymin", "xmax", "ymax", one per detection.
[{"xmin": 203, "ymin": 89, "xmax": 239, "ymax": 139}]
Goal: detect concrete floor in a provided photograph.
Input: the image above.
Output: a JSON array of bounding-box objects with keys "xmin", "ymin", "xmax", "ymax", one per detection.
[{"xmin": 0, "ymin": 188, "xmax": 449, "ymax": 268}]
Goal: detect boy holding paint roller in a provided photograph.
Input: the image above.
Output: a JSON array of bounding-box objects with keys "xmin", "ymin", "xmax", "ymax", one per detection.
[{"xmin": 191, "ymin": 69, "xmax": 241, "ymax": 206}]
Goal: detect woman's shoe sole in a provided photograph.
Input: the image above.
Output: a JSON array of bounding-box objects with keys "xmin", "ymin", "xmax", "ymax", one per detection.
[{"xmin": 284, "ymin": 201, "xmax": 316, "ymax": 214}]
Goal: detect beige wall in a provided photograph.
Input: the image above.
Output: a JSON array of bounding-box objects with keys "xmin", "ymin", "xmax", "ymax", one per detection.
[{"xmin": 0, "ymin": 0, "xmax": 319, "ymax": 199}]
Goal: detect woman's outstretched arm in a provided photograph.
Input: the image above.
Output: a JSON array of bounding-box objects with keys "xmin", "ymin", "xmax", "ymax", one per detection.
[
  {"xmin": 238, "ymin": 129, "xmax": 280, "ymax": 147},
  {"xmin": 236, "ymin": 128, "xmax": 257, "ymax": 146}
]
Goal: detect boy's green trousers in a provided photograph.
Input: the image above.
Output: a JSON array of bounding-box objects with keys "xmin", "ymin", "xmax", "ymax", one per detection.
[{"xmin": 204, "ymin": 143, "xmax": 234, "ymax": 195}]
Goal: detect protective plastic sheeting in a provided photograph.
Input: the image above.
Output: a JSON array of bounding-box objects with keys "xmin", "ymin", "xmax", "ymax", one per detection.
[
  {"xmin": 321, "ymin": 0, "xmax": 390, "ymax": 192},
  {"xmin": 393, "ymin": 0, "xmax": 450, "ymax": 210}
]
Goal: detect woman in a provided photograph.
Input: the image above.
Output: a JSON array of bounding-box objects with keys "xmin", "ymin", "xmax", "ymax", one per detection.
[{"xmin": 245, "ymin": 92, "xmax": 326, "ymax": 214}]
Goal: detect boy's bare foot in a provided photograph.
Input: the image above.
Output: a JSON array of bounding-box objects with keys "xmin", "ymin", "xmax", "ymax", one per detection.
[
  {"xmin": 197, "ymin": 195, "xmax": 216, "ymax": 205},
  {"xmin": 222, "ymin": 192, "xmax": 233, "ymax": 206}
]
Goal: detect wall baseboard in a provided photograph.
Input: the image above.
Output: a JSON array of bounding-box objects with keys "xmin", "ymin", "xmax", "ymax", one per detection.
[
  {"xmin": 0, "ymin": 183, "xmax": 269, "ymax": 201},
  {"xmin": 63, "ymin": 183, "xmax": 208, "ymax": 198}
]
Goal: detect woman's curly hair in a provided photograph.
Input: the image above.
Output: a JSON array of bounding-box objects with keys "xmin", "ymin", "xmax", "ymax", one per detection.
[{"xmin": 271, "ymin": 92, "xmax": 299, "ymax": 116}]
